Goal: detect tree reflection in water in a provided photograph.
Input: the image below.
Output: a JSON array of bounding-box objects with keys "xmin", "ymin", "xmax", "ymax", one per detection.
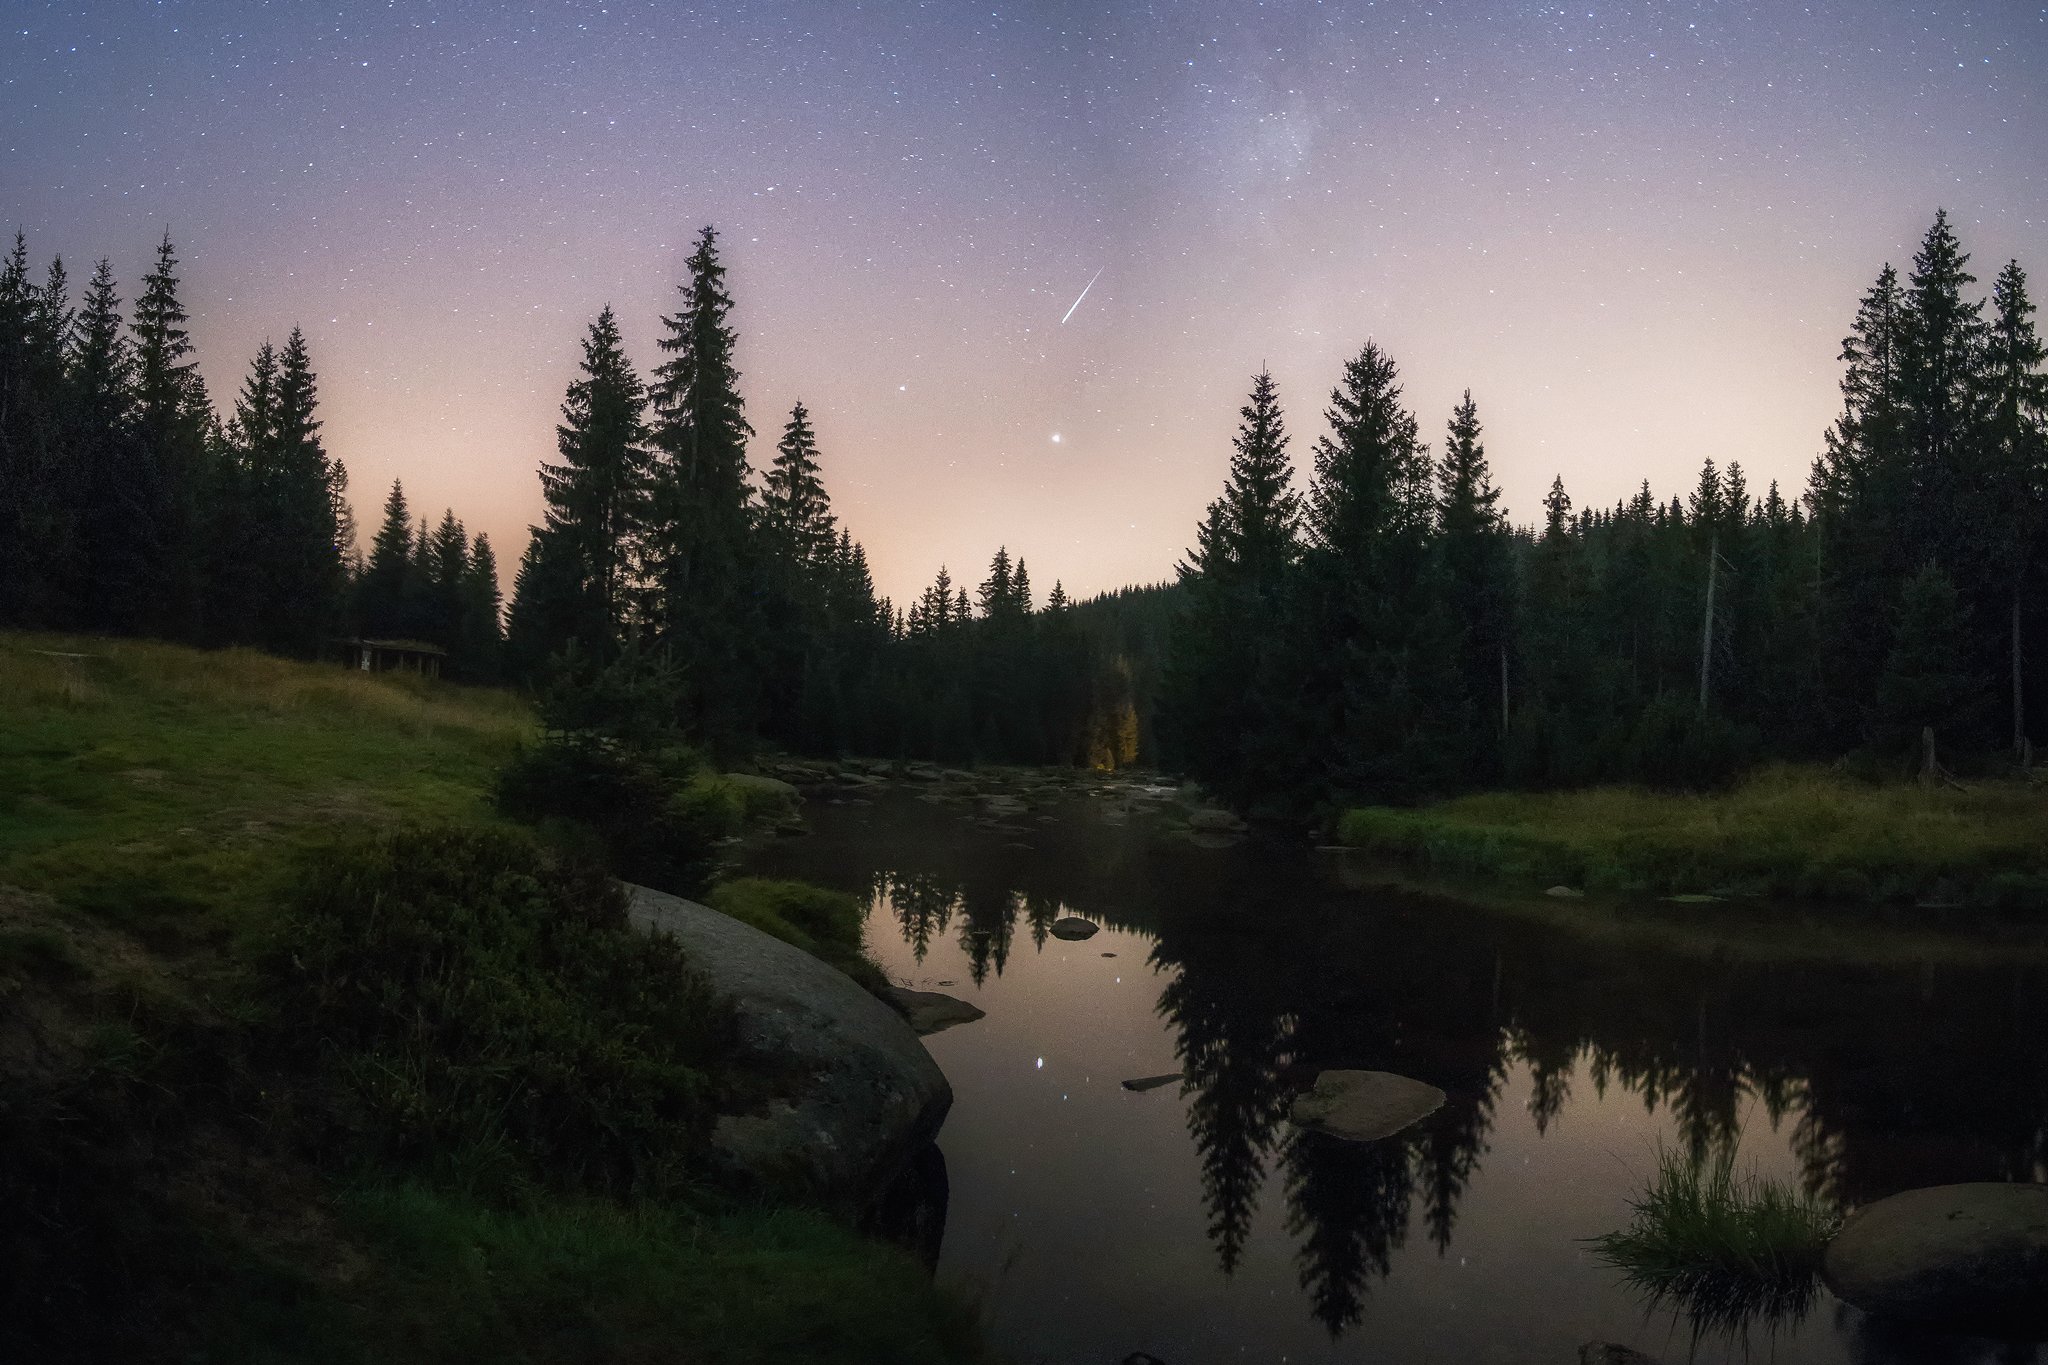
[{"xmin": 765, "ymin": 807, "xmax": 2048, "ymax": 1347}]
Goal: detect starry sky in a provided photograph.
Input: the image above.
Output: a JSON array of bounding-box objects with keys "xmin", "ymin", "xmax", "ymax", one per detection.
[{"xmin": 7, "ymin": 1, "xmax": 2046, "ymax": 604}]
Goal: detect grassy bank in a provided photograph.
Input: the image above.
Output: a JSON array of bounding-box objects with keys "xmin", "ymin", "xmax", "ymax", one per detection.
[
  {"xmin": 0, "ymin": 632, "xmax": 981, "ymax": 1364},
  {"xmin": 1338, "ymin": 765, "xmax": 2048, "ymax": 909}
]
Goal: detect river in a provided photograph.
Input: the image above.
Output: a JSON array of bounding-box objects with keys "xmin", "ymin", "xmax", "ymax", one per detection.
[{"xmin": 740, "ymin": 779, "xmax": 2048, "ymax": 1365}]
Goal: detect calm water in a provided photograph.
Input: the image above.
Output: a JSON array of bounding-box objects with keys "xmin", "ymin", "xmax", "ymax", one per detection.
[{"xmin": 741, "ymin": 784, "xmax": 2048, "ymax": 1365}]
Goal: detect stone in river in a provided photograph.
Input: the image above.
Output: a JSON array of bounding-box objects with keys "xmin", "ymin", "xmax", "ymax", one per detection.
[
  {"xmin": 1100, "ymin": 951, "xmax": 1117, "ymax": 957},
  {"xmin": 1048, "ymin": 916, "xmax": 1100, "ymax": 940},
  {"xmin": 1288, "ymin": 1069, "xmax": 1446, "ymax": 1142},
  {"xmin": 1580, "ymin": 1347, "xmax": 1662, "ymax": 1365},
  {"xmin": 1545, "ymin": 884, "xmax": 1585, "ymax": 899},
  {"xmin": 1822, "ymin": 1182, "xmax": 2048, "ymax": 1334},
  {"xmin": 1121, "ymin": 1073, "xmax": 1183, "ymax": 1093},
  {"xmin": 885, "ymin": 987, "xmax": 986, "ymax": 1037}
]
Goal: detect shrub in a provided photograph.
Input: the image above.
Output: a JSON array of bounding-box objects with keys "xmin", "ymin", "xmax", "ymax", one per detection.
[
  {"xmin": 263, "ymin": 826, "xmax": 738, "ymax": 1199},
  {"xmin": 707, "ymin": 878, "xmax": 889, "ymax": 997},
  {"xmin": 1592, "ymin": 1147, "xmax": 1840, "ymax": 1332}
]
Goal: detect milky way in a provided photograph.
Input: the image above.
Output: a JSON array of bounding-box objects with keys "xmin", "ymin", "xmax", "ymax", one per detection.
[{"xmin": 7, "ymin": 2, "xmax": 2045, "ymax": 602}]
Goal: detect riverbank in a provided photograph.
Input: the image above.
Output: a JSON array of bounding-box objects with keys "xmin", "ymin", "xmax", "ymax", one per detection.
[
  {"xmin": 0, "ymin": 633, "xmax": 985, "ymax": 1363},
  {"xmin": 1337, "ymin": 765, "xmax": 2048, "ymax": 911}
]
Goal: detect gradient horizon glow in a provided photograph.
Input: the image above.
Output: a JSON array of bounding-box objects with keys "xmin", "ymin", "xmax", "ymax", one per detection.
[{"xmin": 7, "ymin": 2, "xmax": 2045, "ymax": 604}]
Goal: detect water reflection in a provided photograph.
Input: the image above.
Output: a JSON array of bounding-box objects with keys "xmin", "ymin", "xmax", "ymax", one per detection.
[{"xmin": 748, "ymin": 793, "xmax": 2048, "ymax": 1357}]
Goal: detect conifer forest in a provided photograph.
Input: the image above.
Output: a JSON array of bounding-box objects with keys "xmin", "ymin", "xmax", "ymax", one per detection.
[{"xmin": 5, "ymin": 211, "xmax": 2043, "ymax": 806}]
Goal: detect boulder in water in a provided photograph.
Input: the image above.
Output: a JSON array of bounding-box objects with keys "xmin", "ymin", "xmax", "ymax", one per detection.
[
  {"xmin": 1580, "ymin": 1347, "xmax": 1661, "ymax": 1365},
  {"xmin": 1545, "ymin": 885, "xmax": 1585, "ymax": 899},
  {"xmin": 1822, "ymin": 1182, "xmax": 2048, "ymax": 1334},
  {"xmin": 1121, "ymin": 1073, "xmax": 1183, "ymax": 1093},
  {"xmin": 626, "ymin": 884, "xmax": 950, "ymax": 1199},
  {"xmin": 1049, "ymin": 916, "xmax": 1100, "ymax": 940},
  {"xmin": 885, "ymin": 987, "xmax": 986, "ymax": 1037},
  {"xmin": 1289, "ymin": 1069, "xmax": 1445, "ymax": 1142}
]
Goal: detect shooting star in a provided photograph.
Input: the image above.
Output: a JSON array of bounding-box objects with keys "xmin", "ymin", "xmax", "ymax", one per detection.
[{"xmin": 1060, "ymin": 267, "xmax": 1104, "ymax": 325}]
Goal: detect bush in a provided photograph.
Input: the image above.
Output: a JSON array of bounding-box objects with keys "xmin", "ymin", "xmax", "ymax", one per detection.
[
  {"xmin": 496, "ymin": 737, "xmax": 730, "ymax": 895},
  {"xmin": 1592, "ymin": 1147, "xmax": 1840, "ymax": 1332},
  {"xmin": 707, "ymin": 878, "xmax": 889, "ymax": 996},
  {"xmin": 263, "ymin": 826, "xmax": 738, "ymax": 1199}
]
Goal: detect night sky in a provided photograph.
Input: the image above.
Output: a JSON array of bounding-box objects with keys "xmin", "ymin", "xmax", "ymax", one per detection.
[{"xmin": 7, "ymin": 2, "xmax": 2046, "ymax": 603}]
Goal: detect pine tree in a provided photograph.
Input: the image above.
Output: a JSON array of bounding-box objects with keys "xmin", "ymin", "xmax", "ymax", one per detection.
[
  {"xmin": 63, "ymin": 258, "xmax": 136, "ymax": 630},
  {"xmin": 526, "ymin": 306, "xmax": 649, "ymax": 659},
  {"xmin": 762, "ymin": 400, "xmax": 835, "ymax": 565},
  {"xmin": 643, "ymin": 226, "xmax": 759, "ymax": 744},
  {"xmin": 1872, "ymin": 562, "xmax": 1975, "ymax": 756},
  {"xmin": 459, "ymin": 533, "xmax": 505, "ymax": 681},
  {"xmin": 0, "ymin": 239, "xmax": 75, "ymax": 624},
  {"xmin": 1983, "ymin": 260, "xmax": 2048, "ymax": 752},
  {"xmin": 1298, "ymin": 341, "xmax": 1451, "ymax": 801},
  {"xmin": 1047, "ymin": 581, "xmax": 1070, "ymax": 613},
  {"xmin": 358, "ymin": 480, "xmax": 415, "ymax": 637},
  {"xmin": 1435, "ymin": 390, "xmax": 1514, "ymax": 764},
  {"xmin": 128, "ymin": 231, "xmax": 213, "ymax": 638},
  {"xmin": 258, "ymin": 326, "xmax": 344, "ymax": 654},
  {"xmin": 977, "ymin": 547, "xmax": 1015, "ymax": 620},
  {"xmin": 1160, "ymin": 369, "xmax": 1303, "ymax": 801}
]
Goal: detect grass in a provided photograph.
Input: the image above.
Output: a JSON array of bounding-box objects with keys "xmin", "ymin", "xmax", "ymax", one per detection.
[
  {"xmin": 709, "ymin": 876, "xmax": 894, "ymax": 997},
  {"xmin": 1591, "ymin": 1147, "xmax": 1841, "ymax": 1333},
  {"xmin": 1338, "ymin": 764, "xmax": 2048, "ymax": 908},
  {"xmin": 0, "ymin": 633, "xmax": 984, "ymax": 1363},
  {"xmin": 0, "ymin": 632, "xmax": 530, "ymax": 943},
  {"xmin": 339, "ymin": 1185, "xmax": 988, "ymax": 1365}
]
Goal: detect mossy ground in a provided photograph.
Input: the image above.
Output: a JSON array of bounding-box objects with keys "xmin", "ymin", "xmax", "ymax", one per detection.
[
  {"xmin": 0, "ymin": 632, "xmax": 987, "ymax": 1364},
  {"xmin": 1338, "ymin": 764, "xmax": 2048, "ymax": 910}
]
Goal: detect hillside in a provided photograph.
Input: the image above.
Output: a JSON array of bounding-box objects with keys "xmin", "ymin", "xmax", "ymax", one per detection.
[{"xmin": 0, "ymin": 634, "xmax": 984, "ymax": 1365}]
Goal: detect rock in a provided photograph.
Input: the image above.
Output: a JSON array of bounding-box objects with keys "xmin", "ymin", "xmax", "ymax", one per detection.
[
  {"xmin": 1822, "ymin": 1182, "xmax": 2048, "ymax": 1334},
  {"xmin": 626, "ymin": 884, "xmax": 950, "ymax": 1198},
  {"xmin": 1121, "ymin": 1073, "xmax": 1183, "ymax": 1093},
  {"xmin": 1186, "ymin": 806, "xmax": 1246, "ymax": 833},
  {"xmin": 940, "ymin": 768, "xmax": 976, "ymax": 782},
  {"xmin": 1545, "ymin": 885, "xmax": 1585, "ymax": 899},
  {"xmin": 1664, "ymin": 892, "xmax": 1721, "ymax": 904},
  {"xmin": 885, "ymin": 987, "xmax": 986, "ymax": 1037},
  {"xmin": 1580, "ymin": 1346, "xmax": 1661, "ymax": 1365},
  {"xmin": 722, "ymin": 772, "xmax": 801, "ymax": 804},
  {"xmin": 1048, "ymin": 916, "xmax": 1100, "ymax": 940},
  {"xmin": 981, "ymin": 795, "xmax": 1028, "ymax": 816},
  {"xmin": 1288, "ymin": 1069, "xmax": 1446, "ymax": 1142},
  {"xmin": 1100, "ymin": 951, "xmax": 1117, "ymax": 957}
]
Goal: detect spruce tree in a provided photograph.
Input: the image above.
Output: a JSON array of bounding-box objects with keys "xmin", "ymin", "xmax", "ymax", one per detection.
[
  {"xmin": 762, "ymin": 400, "xmax": 835, "ymax": 565},
  {"xmin": 259, "ymin": 326, "xmax": 344, "ymax": 654},
  {"xmin": 129, "ymin": 230, "xmax": 213, "ymax": 638},
  {"xmin": 358, "ymin": 480, "xmax": 415, "ymax": 637},
  {"xmin": 460, "ymin": 532, "xmax": 505, "ymax": 680},
  {"xmin": 1299, "ymin": 341, "xmax": 1451, "ymax": 801},
  {"xmin": 529, "ymin": 306, "xmax": 649, "ymax": 657},
  {"xmin": 1435, "ymin": 391, "xmax": 1514, "ymax": 764},
  {"xmin": 64, "ymin": 259, "xmax": 136, "ymax": 630},
  {"xmin": 1159, "ymin": 369, "xmax": 1303, "ymax": 802},
  {"xmin": 644, "ymin": 226, "xmax": 759, "ymax": 745}
]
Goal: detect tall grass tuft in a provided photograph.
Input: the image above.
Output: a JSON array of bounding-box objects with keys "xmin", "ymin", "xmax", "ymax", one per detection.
[{"xmin": 1592, "ymin": 1147, "xmax": 1841, "ymax": 1332}]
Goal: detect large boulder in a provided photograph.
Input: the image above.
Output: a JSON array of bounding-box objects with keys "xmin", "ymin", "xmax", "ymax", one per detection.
[
  {"xmin": 1289, "ymin": 1069, "xmax": 1446, "ymax": 1142},
  {"xmin": 626, "ymin": 884, "xmax": 950, "ymax": 1199},
  {"xmin": 1049, "ymin": 916, "xmax": 1100, "ymax": 940},
  {"xmin": 1822, "ymin": 1182, "xmax": 2048, "ymax": 1334}
]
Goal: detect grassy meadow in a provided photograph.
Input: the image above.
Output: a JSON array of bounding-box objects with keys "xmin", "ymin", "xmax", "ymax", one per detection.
[
  {"xmin": 0, "ymin": 633, "xmax": 984, "ymax": 1365},
  {"xmin": 1339, "ymin": 765, "xmax": 2048, "ymax": 910}
]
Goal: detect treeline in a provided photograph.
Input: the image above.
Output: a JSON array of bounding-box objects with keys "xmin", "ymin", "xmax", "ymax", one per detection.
[
  {"xmin": 0, "ymin": 230, "xmax": 504, "ymax": 676},
  {"xmin": 1162, "ymin": 210, "xmax": 2048, "ymax": 812},
  {"xmin": 502, "ymin": 226, "xmax": 1168, "ymax": 764}
]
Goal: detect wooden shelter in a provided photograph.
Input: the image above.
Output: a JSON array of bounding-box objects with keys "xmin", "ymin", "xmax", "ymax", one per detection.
[{"xmin": 334, "ymin": 637, "xmax": 448, "ymax": 678}]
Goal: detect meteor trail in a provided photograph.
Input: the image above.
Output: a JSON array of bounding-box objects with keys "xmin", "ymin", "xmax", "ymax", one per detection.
[{"xmin": 1060, "ymin": 267, "xmax": 1104, "ymax": 325}]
